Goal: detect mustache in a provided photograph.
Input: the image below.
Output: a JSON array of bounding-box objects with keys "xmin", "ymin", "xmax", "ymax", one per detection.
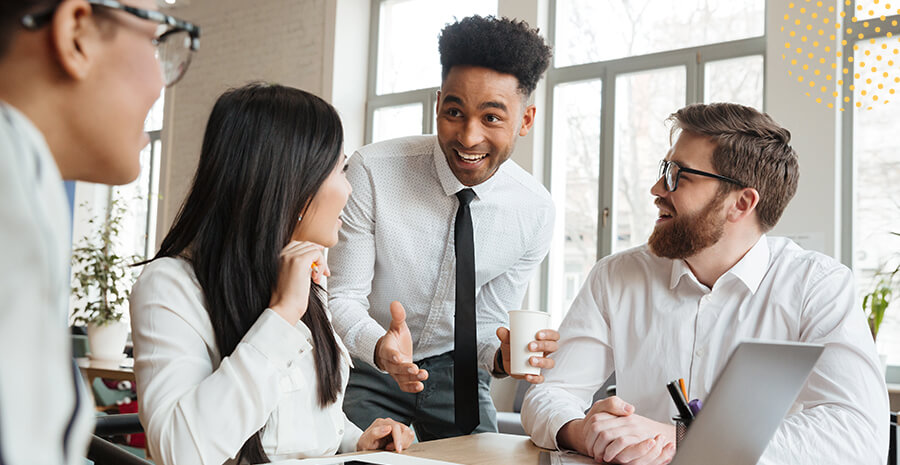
[{"xmin": 655, "ymin": 197, "xmax": 675, "ymax": 213}]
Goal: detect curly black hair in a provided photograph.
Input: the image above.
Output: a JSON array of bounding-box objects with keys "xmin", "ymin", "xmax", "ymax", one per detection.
[{"xmin": 439, "ymin": 15, "xmax": 552, "ymax": 97}]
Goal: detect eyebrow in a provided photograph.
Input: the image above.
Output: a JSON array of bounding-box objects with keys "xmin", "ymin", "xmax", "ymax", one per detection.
[{"xmin": 442, "ymin": 95, "xmax": 508, "ymax": 113}]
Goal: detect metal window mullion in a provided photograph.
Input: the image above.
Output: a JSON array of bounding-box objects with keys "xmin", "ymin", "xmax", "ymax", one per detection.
[
  {"xmin": 539, "ymin": 0, "xmax": 560, "ymax": 313},
  {"xmin": 687, "ymin": 51, "xmax": 700, "ymax": 105},
  {"xmin": 598, "ymin": 65, "xmax": 615, "ymax": 259},
  {"xmin": 365, "ymin": 0, "xmax": 382, "ymax": 145}
]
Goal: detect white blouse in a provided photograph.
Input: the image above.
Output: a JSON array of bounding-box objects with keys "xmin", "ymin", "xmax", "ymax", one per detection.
[{"xmin": 130, "ymin": 257, "xmax": 363, "ymax": 465}]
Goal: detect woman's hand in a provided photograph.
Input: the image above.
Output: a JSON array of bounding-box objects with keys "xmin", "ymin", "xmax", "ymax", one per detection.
[
  {"xmin": 268, "ymin": 241, "xmax": 329, "ymax": 325},
  {"xmin": 357, "ymin": 418, "xmax": 415, "ymax": 453}
]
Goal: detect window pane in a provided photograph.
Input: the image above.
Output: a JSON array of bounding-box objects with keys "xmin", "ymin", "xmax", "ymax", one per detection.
[
  {"xmin": 372, "ymin": 103, "xmax": 424, "ymax": 143},
  {"xmin": 144, "ymin": 90, "xmax": 164, "ymax": 132},
  {"xmin": 853, "ymin": 0, "xmax": 893, "ymax": 20},
  {"xmin": 555, "ymin": 0, "xmax": 765, "ymax": 67},
  {"xmin": 376, "ymin": 0, "xmax": 497, "ymax": 94},
  {"xmin": 704, "ymin": 55, "xmax": 764, "ymax": 109},
  {"xmin": 548, "ymin": 80, "xmax": 602, "ymax": 320},
  {"xmin": 852, "ymin": 36, "xmax": 900, "ymax": 365},
  {"xmin": 613, "ymin": 67, "xmax": 686, "ymax": 253}
]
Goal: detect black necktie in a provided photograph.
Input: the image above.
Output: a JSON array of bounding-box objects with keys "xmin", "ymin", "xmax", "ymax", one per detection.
[{"xmin": 454, "ymin": 188, "xmax": 479, "ymax": 434}]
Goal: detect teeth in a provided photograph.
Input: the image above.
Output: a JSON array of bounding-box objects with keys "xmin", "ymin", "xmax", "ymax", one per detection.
[{"xmin": 457, "ymin": 151, "xmax": 488, "ymax": 161}]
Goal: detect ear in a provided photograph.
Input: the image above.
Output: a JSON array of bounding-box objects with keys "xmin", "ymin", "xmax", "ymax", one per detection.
[
  {"xmin": 49, "ymin": 0, "xmax": 99, "ymax": 81},
  {"xmin": 726, "ymin": 187, "xmax": 760, "ymax": 223},
  {"xmin": 518, "ymin": 104, "xmax": 536, "ymax": 137}
]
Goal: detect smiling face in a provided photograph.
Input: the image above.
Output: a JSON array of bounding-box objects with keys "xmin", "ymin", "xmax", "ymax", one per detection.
[
  {"xmin": 648, "ymin": 131, "xmax": 729, "ymax": 259},
  {"xmin": 435, "ymin": 65, "xmax": 535, "ymax": 187}
]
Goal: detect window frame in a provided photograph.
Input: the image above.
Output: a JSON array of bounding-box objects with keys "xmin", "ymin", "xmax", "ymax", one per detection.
[
  {"xmin": 839, "ymin": 3, "xmax": 900, "ymax": 270},
  {"xmin": 540, "ymin": 0, "xmax": 767, "ymax": 314}
]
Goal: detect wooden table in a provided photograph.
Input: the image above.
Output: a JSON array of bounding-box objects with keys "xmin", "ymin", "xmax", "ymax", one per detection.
[
  {"xmin": 76, "ymin": 356, "xmax": 135, "ymax": 386},
  {"xmin": 403, "ymin": 433, "xmax": 544, "ymax": 465}
]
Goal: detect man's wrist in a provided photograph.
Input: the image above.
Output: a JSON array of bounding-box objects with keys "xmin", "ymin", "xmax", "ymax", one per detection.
[
  {"xmin": 373, "ymin": 336, "xmax": 384, "ymax": 370},
  {"xmin": 557, "ymin": 418, "xmax": 583, "ymax": 452}
]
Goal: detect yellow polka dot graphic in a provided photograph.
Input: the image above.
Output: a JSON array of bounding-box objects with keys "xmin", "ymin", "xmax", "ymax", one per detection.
[{"xmin": 782, "ymin": 0, "xmax": 899, "ymax": 110}]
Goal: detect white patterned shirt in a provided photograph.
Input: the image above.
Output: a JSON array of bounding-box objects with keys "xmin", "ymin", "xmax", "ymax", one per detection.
[
  {"xmin": 521, "ymin": 236, "xmax": 889, "ymax": 465},
  {"xmin": 328, "ymin": 135, "xmax": 555, "ymax": 372}
]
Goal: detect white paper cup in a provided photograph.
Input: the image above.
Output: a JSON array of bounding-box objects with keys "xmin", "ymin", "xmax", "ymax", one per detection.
[{"xmin": 508, "ymin": 310, "xmax": 551, "ymax": 376}]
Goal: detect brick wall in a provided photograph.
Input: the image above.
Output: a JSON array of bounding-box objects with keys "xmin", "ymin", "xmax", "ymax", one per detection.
[{"xmin": 157, "ymin": 0, "xmax": 329, "ymax": 240}]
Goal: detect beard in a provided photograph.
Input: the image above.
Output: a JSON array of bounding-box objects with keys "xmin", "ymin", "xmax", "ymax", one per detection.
[{"xmin": 648, "ymin": 192, "xmax": 727, "ymax": 259}]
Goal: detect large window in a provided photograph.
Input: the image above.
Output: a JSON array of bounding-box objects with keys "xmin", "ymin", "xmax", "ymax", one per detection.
[
  {"xmin": 366, "ymin": 0, "xmax": 497, "ymax": 143},
  {"xmin": 844, "ymin": 3, "xmax": 900, "ymax": 364},
  {"xmin": 545, "ymin": 0, "xmax": 766, "ymax": 318}
]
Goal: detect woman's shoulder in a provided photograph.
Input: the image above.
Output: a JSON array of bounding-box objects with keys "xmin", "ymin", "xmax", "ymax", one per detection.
[{"xmin": 131, "ymin": 256, "xmax": 204, "ymax": 310}]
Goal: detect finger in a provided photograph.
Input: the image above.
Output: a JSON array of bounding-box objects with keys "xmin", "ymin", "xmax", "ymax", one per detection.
[
  {"xmin": 391, "ymin": 423, "xmax": 404, "ymax": 452},
  {"xmin": 608, "ymin": 435, "xmax": 656, "ymax": 463},
  {"xmin": 534, "ymin": 329, "xmax": 560, "ymax": 341},
  {"xmin": 385, "ymin": 361, "xmax": 420, "ymax": 376},
  {"xmin": 528, "ymin": 355, "xmax": 555, "ymax": 369},
  {"xmin": 496, "ymin": 326, "xmax": 510, "ymax": 343},
  {"xmin": 399, "ymin": 382, "xmax": 424, "ymax": 393},
  {"xmin": 528, "ymin": 340, "xmax": 559, "ymax": 354},
  {"xmin": 385, "ymin": 443, "xmax": 396, "ymax": 451},
  {"xmin": 590, "ymin": 396, "xmax": 634, "ymax": 417},
  {"xmin": 523, "ymin": 373, "xmax": 544, "ymax": 384},
  {"xmin": 388, "ymin": 301, "xmax": 407, "ymax": 332}
]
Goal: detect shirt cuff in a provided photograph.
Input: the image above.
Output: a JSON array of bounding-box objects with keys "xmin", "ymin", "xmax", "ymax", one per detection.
[
  {"xmin": 241, "ymin": 309, "xmax": 312, "ymax": 369},
  {"xmin": 350, "ymin": 318, "xmax": 388, "ymax": 372},
  {"xmin": 340, "ymin": 416, "xmax": 364, "ymax": 453},
  {"xmin": 478, "ymin": 339, "xmax": 500, "ymax": 374},
  {"xmin": 547, "ymin": 408, "xmax": 586, "ymax": 451}
]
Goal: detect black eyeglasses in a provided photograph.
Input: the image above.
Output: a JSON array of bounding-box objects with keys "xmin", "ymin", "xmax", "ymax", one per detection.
[
  {"xmin": 658, "ymin": 159, "xmax": 745, "ymax": 193},
  {"xmin": 21, "ymin": 0, "xmax": 200, "ymax": 87}
]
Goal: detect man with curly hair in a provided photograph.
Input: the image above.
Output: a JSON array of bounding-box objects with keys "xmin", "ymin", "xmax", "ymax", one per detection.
[{"xmin": 329, "ymin": 15, "xmax": 558, "ymax": 439}]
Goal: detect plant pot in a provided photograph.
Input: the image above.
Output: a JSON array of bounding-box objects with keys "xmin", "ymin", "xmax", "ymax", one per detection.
[{"xmin": 87, "ymin": 321, "xmax": 129, "ymax": 361}]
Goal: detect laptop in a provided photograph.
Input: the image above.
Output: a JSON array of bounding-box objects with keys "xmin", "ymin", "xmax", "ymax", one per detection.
[{"xmin": 670, "ymin": 340, "xmax": 824, "ymax": 465}]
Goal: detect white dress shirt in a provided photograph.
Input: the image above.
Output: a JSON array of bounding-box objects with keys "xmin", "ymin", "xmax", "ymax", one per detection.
[
  {"xmin": 130, "ymin": 257, "xmax": 363, "ymax": 465},
  {"xmin": 522, "ymin": 236, "xmax": 889, "ymax": 464},
  {"xmin": 0, "ymin": 102, "xmax": 94, "ymax": 464},
  {"xmin": 328, "ymin": 135, "xmax": 555, "ymax": 372}
]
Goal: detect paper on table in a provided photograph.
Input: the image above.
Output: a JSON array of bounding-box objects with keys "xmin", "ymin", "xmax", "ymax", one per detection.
[
  {"xmin": 549, "ymin": 450, "xmax": 597, "ymax": 465},
  {"xmin": 267, "ymin": 451, "xmax": 462, "ymax": 465}
]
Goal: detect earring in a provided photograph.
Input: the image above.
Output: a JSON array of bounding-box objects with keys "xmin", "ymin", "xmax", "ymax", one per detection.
[{"xmin": 298, "ymin": 215, "xmax": 302, "ymax": 222}]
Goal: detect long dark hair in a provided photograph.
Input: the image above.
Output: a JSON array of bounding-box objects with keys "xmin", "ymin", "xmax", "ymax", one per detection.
[{"xmin": 145, "ymin": 83, "xmax": 344, "ymax": 463}]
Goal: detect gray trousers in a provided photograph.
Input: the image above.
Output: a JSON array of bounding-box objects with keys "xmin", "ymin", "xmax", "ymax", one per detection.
[{"xmin": 343, "ymin": 351, "xmax": 498, "ymax": 441}]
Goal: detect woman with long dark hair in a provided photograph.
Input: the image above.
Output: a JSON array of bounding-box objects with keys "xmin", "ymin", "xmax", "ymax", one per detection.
[{"xmin": 129, "ymin": 83, "xmax": 413, "ymax": 464}]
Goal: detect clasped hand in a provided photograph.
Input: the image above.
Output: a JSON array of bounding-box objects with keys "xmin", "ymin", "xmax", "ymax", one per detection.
[{"xmin": 562, "ymin": 396, "xmax": 675, "ymax": 465}]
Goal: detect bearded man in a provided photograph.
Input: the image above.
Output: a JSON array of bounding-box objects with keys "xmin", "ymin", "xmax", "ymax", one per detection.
[{"xmin": 520, "ymin": 103, "xmax": 888, "ymax": 465}]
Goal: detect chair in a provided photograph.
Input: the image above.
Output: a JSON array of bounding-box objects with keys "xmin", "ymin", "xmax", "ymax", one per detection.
[
  {"xmin": 495, "ymin": 373, "xmax": 617, "ymax": 435},
  {"xmin": 87, "ymin": 413, "xmax": 152, "ymax": 465},
  {"xmin": 889, "ymin": 411, "xmax": 898, "ymax": 465}
]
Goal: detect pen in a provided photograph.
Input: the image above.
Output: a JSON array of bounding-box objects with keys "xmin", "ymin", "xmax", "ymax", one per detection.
[
  {"xmin": 666, "ymin": 380, "xmax": 695, "ymax": 422},
  {"xmin": 678, "ymin": 378, "xmax": 687, "ymax": 399}
]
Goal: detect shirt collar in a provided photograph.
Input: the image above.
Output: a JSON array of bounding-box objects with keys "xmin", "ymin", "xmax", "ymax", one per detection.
[
  {"xmin": 668, "ymin": 234, "xmax": 770, "ymax": 295},
  {"xmin": 431, "ymin": 137, "xmax": 502, "ymax": 199}
]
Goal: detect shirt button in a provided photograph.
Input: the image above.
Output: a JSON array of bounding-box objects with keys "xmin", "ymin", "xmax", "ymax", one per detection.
[
  {"xmin": 695, "ymin": 348, "xmax": 706, "ymax": 357},
  {"xmin": 337, "ymin": 427, "xmax": 344, "ymax": 435}
]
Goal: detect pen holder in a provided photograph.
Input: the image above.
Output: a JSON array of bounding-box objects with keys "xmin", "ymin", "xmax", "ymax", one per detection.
[{"xmin": 673, "ymin": 416, "xmax": 689, "ymax": 448}]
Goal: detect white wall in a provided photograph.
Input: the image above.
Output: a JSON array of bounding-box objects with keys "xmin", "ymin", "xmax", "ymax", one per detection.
[
  {"xmin": 764, "ymin": 0, "xmax": 843, "ymax": 258},
  {"xmin": 155, "ymin": 0, "xmax": 331, "ymax": 241}
]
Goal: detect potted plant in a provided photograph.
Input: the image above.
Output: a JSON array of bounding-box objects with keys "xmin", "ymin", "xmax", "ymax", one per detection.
[
  {"xmin": 862, "ymin": 233, "xmax": 899, "ymax": 373},
  {"xmin": 71, "ymin": 196, "xmax": 139, "ymax": 361}
]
